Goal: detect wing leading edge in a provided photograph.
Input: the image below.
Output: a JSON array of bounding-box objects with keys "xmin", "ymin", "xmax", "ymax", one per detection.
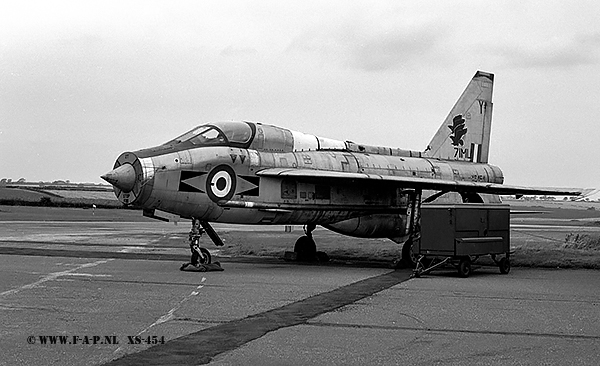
[{"xmin": 256, "ymin": 168, "xmax": 582, "ymax": 197}]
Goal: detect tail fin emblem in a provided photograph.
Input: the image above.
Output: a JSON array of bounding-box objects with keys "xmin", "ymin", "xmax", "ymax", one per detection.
[{"xmin": 448, "ymin": 115, "xmax": 467, "ymax": 146}]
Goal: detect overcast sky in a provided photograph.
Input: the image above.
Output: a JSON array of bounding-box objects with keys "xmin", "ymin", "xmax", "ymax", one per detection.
[{"xmin": 1, "ymin": 0, "xmax": 599, "ymax": 188}]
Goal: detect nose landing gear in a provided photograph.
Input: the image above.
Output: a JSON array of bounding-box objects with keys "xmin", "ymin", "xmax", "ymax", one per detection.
[
  {"xmin": 188, "ymin": 218, "xmax": 212, "ymax": 266},
  {"xmin": 181, "ymin": 218, "xmax": 227, "ymax": 272}
]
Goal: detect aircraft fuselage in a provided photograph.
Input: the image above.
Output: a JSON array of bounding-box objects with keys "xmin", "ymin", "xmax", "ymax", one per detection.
[{"xmin": 104, "ymin": 121, "xmax": 504, "ymax": 243}]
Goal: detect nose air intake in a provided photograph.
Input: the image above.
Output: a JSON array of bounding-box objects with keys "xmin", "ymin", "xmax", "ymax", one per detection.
[
  {"xmin": 102, "ymin": 151, "xmax": 155, "ymax": 206},
  {"xmin": 101, "ymin": 164, "xmax": 136, "ymax": 192}
]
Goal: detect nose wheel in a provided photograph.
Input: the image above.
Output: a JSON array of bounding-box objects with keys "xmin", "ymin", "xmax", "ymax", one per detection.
[{"xmin": 191, "ymin": 242, "xmax": 212, "ymax": 265}]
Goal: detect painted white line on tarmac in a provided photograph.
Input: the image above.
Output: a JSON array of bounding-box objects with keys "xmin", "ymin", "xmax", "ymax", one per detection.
[
  {"xmin": 112, "ymin": 277, "xmax": 207, "ymax": 355},
  {"xmin": 512, "ymin": 224, "xmax": 600, "ymax": 231},
  {"xmin": 0, "ymin": 259, "xmax": 114, "ymax": 297}
]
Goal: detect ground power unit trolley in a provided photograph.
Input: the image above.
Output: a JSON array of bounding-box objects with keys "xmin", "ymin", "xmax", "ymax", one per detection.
[{"xmin": 412, "ymin": 204, "xmax": 511, "ymax": 278}]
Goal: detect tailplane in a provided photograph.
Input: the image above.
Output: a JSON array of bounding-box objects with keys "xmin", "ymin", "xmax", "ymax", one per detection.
[{"xmin": 424, "ymin": 71, "xmax": 494, "ymax": 163}]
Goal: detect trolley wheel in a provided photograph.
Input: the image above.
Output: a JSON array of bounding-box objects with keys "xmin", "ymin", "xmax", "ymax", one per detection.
[
  {"xmin": 499, "ymin": 257, "xmax": 511, "ymax": 274},
  {"xmin": 191, "ymin": 246, "xmax": 212, "ymax": 265},
  {"xmin": 458, "ymin": 258, "xmax": 472, "ymax": 278}
]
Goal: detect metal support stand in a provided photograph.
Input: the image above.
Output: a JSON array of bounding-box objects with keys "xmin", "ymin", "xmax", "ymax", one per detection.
[
  {"xmin": 400, "ymin": 189, "xmax": 422, "ymax": 268},
  {"xmin": 410, "ymin": 189, "xmax": 422, "ymax": 251},
  {"xmin": 412, "ymin": 256, "xmax": 451, "ymax": 278}
]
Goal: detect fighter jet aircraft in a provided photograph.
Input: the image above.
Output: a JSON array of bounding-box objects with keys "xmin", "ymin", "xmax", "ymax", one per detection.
[{"xmin": 101, "ymin": 71, "xmax": 581, "ymax": 266}]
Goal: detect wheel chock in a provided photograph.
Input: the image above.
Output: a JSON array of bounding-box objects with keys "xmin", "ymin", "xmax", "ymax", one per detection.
[{"xmin": 180, "ymin": 262, "xmax": 224, "ymax": 272}]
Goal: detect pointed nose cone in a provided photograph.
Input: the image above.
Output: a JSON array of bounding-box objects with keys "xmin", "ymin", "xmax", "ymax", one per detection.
[{"xmin": 101, "ymin": 164, "xmax": 136, "ymax": 192}]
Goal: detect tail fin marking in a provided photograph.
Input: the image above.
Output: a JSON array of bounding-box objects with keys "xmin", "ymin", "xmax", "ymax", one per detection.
[{"xmin": 424, "ymin": 71, "xmax": 494, "ymax": 163}]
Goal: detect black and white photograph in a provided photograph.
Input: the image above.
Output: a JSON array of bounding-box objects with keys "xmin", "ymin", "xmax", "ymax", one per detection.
[{"xmin": 1, "ymin": 1, "xmax": 599, "ymax": 365}]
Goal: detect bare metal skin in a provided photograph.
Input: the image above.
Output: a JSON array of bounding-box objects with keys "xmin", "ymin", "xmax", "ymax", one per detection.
[{"xmin": 102, "ymin": 71, "xmax": 581, "ymax": 263}]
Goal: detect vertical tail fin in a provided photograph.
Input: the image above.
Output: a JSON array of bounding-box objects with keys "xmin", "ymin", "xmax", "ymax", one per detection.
[{"xmin": 424, "ymin": 71, "xmax": 494, "ymax": 163}]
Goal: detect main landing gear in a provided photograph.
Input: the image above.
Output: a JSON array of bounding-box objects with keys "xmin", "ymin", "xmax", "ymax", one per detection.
[{"xmin": 290, "ymin": 224, "xmax": 329, "ymax": 262}]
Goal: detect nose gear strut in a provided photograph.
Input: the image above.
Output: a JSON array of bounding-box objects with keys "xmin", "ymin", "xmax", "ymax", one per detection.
[
  {"xmin": 181, "ymin": 218, "xmax": 227, "ymax": 272},
  {"xmin": 188, "ymin": 218, "xmax": 212, "ymax": 265}
]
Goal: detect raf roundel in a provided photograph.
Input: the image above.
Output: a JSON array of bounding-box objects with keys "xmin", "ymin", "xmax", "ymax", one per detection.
[{"xmin": 206, "ymin": 165, "xmax": 237, "ymax": 202}]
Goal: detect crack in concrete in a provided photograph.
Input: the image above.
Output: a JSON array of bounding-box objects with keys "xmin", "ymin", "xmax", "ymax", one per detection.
[{"xmin": 306, "ymin": 321, "xmax": 600, "ymax": 340}]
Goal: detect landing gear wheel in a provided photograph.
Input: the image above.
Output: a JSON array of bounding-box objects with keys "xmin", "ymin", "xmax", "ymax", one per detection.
[
  {"xmin": 458, "ymin": 258, "xmax": 472, "ymax": 278},
  {"xmin": 191, "ymin": 246, "xmax": 212, "ymax": 265},
  {"xmin": 315, "ymin": 251, "xmax": 330, "ymax": 262},
  {"xmin": 499, "ymin": 257, "xmax": 510, "ymax": 274},
  {"xmin": 294, "ymin": 235, "xmax": 317, "ymax": 261},
  {"xmin": 402, "ymin": 239, "xmax": 418, "ymax": 268}
]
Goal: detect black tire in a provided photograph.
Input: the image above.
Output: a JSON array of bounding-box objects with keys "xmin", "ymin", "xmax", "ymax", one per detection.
[
  {"xmin": 316, "ymin": 251, "xmax": 330, "ymax": 262},
  {"xmin": 294, "ymin": 236, "xmax": 317, "ymax": 261},
  {"xmin": 191, "ymin": 247, "xmax": 212, "ymax": 265},
  {"xmin": 458, "ymin": 258, "xmax": 472, "ymax": 278},
  {"xmin": 499, "ymin": 257, "xmax": 510, "ymax": 274},
  {"xmin": 402, "ymin": 239, "xmax": 418, "ymax": 268}
]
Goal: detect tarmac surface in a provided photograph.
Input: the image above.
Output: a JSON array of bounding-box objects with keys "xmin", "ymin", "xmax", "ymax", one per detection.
[{"xmin": 1, "ymin": 220, "xmax": 599, "ymax": 365}]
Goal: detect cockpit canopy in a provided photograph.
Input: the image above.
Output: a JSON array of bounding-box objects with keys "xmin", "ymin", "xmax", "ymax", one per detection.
[
  {"xmin": 158, "ymin": 120, "xmax": 421, "ymax": 158},
  {"xmin": 166, "ymin": 121, "xmax": 254, "ymax": 148}
]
